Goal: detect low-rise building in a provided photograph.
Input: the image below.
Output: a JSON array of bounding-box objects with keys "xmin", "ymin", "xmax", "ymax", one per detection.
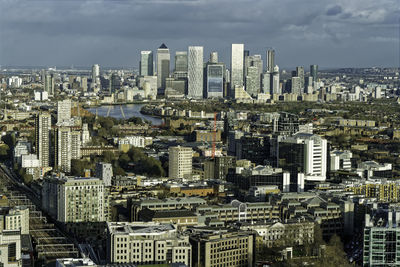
[
  {"xmin": 0, "ymin": 206, "xmax": 30, "ymax": 235},
  {"xmin": 131, "ymin": 197, "xmax": 206, "ymax": 221},
  {"xmin": 189, "ymin": 227, "xmax": 254, "ymax": 267},
  {"xmin": 139, "ymin": 209, "xmax": 198, "ymax": 227},
  {"xmin": 238, "ymin": 217, "xmax": 314, "ymax": 248},
  {"xmin": 0, "ymin": 230, "xmax": 21, "ymax": 267},
  {"xmin": 106, "ymin": 222, "xmax": 191, "ymax": 266}
]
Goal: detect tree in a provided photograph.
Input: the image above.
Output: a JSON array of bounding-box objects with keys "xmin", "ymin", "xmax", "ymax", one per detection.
[
  {"xmin": 314, "ymin": 234, "xmax": 351, "ymax": 267},
  {"xmin": 128, "ymin": 147, "xmax": 145, "ymax": 161},
  {"xmin": 113, "ymin": 166, "xmax": 126, "ymax": 176},
  {"xmin": 99, "ymin": 117, "xmax": 114, "ymax": 130},
  {"xmin": 71, "ymin": 159, "xmax": 86, "ymax": 176},
  {"xmin": 0, "ymin": 144, "xmax": 9, "ymax": 160},
  {"xmin": 102, "ymin": 151, "xmax": 116, "ymax": 163},
  {"xmin": 118, "ymin": 153, "xmax": 131, "ymax": 169}
]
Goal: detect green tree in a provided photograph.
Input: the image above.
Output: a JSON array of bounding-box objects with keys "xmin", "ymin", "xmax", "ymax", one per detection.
[
  {"xmin": 71, "ymin": 159, "xmax": 88, "ymax": 176},
  {"xmin": 315, "ymin": 234, "xmax": 351, "ymax": 267},
  {"xmin": 118, "ymin": 153, "xmax": 131, "ymax": 169},
  {"xmin": 102, "ymin": 151, "xmax": 116, "ymax": 163},
  {"xmin": 0, "ymin": 144, "xmax": 10, "ymax": 160}
]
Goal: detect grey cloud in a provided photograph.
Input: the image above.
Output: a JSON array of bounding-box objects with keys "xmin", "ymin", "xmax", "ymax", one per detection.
[
  {"xmin": 0, "ymin": 0, "xmax": 398, "ymax": 68},
  {"xmin": 326, "ymin": 5, "xmax": 342, "ymax": 16}
]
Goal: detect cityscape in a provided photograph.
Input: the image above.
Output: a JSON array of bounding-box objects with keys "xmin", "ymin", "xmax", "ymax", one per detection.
[{"xmin": 0, "ymin": 1, "xmax": 400, "ymax": 267}]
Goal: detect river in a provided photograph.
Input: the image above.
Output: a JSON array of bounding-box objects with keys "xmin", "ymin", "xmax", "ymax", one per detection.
[{"xmin": 86, "ymin": 104, "xmax": 163, "ymax": 125}]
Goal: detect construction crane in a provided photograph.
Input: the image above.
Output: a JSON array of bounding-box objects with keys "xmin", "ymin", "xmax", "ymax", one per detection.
[{"xmin": 212, "ymin": 112, "xmax": 217, "ymax": 159}]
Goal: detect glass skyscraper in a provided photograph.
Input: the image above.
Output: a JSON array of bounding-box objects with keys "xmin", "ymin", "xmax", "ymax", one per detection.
[
  {"xmin": 157, "ymin": 43, "xmax": 170, "ymax": 94},
  {"xmin": 207, "ymin": 63, "xmax": 224, "ymax": 98},
  {"xmin": 231, "ymin": 44, "xmax": 244, "ymax": 93},
  {"xmin": 140, "ymin": 51, "xmax": 153, "ymax": 76},
  {"xmin": 188, "ymin": 46, "xmax": 204, "ymax": 99}
]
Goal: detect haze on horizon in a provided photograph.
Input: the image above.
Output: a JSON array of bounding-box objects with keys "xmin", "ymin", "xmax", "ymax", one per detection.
[{"xmin": 0, "ymin": 0, "xmax": 399, "ymax": 69}]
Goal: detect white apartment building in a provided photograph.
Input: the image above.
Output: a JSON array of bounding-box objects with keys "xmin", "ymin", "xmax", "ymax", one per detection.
[
  {"xmin": 57, "ymin": 99, "xmax": 72, "ymax": 124},
  {"xmin": 56, "ymin": 127, "xmax": 72, "ymax": 173},
  {"xmin": 106, "ymin": 222, "xmax": 191, "ymax": 266},
  {"xmin": 168, "ymin": 146, "xmax": 193, "ymax": 179},
  {"xmin": 42, "ymin": 177, "xmax": 107, "ymax": 223}
]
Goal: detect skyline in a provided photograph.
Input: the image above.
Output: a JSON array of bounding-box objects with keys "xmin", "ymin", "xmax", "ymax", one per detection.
[{"xmin": 0, "ymin": 0, "xmax": 399, "ymax": 68}]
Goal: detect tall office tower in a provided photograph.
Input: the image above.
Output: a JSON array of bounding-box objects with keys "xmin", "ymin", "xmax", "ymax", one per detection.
[
  {"xmin": 95, "ymin": 162, "xmax": 113, "ymax": 186},
  {"xmin": 245, "ymin": 66, "xmax": 260, "ymax": 97},
  {"xmin": 225, "ymin": 69, "xmax": 230, "ymax": 84},
  {"xmin": 92, "ymin": 64, "xmax": 100, "ymax": 82},
  {"xmin": 248, "ymin": 55, "xmax": 263, "ymax": 76},
  {"xmin": 266, "ymin": 49, "xmax": 275, "ymax": 73},
  {"xmin": 310, "ymin": 64, "xmax": 318, "ymax": 83},
  {"xmin": 210, "ymin": 51, "xmax": 218, "ymax": 64},
  {"xmin": 206, "ymin": 63, "xmax": 224, "ymax": 98},
  {"xmin": 109, "ymin": 72, "xmax": 121, "ymax": 93},
  {"xmin": 244, "ymin": 50, "xmax": 250, "ymax": 77},
  {"xmin": 168, "ymin": 146, "xmax": 193, "ymax": 179},
  {"xmin": 187, "ymin": 46, "xmax": 204, "ymax": 99},
  {"xmin": 272, "ymin": 66, "xmax": 280, "ymax": 95},
  {"xmin": 57, "ymin": 99, "xmax": 71, "ymax": 124},
  {"xmin": 296, "ymin": 66, "xmax": 305, "ymax": 92},
  {"xmin": 306, "ymin": 77, "xmax": 314, "ymax": 93},
  {"xmin": 55, "ymin": 127, "xmax": 71, "ymax": 173},
  {"xmin": 262, "ymin": 72, "xmax": 271, "ymax": 94},
  {"xmin": 175, "ymin": 51, "xmax": 188, "ymax": 72},
  {"xmin": 81, "ymin": 123, "xmax": 90, "ymax": 146},
  {"xmin": 81, "ymin": 77, "xmax": 88, "ymax": 92},
  {"xmin": 279, "ymin": 133, "xmax": 328, "ymax": 182},
  {"xmin": 291, "ymin": 76, "xmax": 302, "ymax": 94},
  {"xmin": 231, "ymin": 44, "xmax": 244, "ymax": 94},
  {"xmin": 44, "ymin": 74, "xmax": 55, "ymax": 95},
  {"xmin": 173, "ymin": 51, "xmax": 188, "ymax": 80},
  {"xmin": 42, "ymin": 177, "xmax": 107, "ymax": 223},
  {"xmin": 245, "ymin": 55, "xmax": 263, "ymax": 96},
  {"xmin": 157, "ymin": 43, "xmax": 170, "ymax": 94},
  {"xmin": 139, "ymin": 51, "xmax": 154, "ymax": 76},
  {"xmin": 35, "ymin": 113, "xmax": 51, "ymax": 168},
  {"xmin": 70, "ymin": 131, "xmax": 81, "ymax": 160}
]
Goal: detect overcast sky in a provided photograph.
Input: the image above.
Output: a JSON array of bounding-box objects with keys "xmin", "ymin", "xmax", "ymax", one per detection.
[{"xmin": 0, "ymin": 0, "xmax": 399, "ymax": 69}]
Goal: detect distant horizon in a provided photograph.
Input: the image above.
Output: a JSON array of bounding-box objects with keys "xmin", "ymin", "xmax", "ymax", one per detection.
[{"xmin": 1, "ymin": 64, "xmax": 399, "ymax": 72}]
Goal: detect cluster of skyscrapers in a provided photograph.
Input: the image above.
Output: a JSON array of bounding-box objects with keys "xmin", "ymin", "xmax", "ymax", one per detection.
[{"xmin": 136, "ymin": 43, "xmax": 319, "ymax": 100}]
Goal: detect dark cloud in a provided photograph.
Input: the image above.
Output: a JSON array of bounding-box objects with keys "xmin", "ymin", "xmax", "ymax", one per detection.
[
  {"xmin": 326, "ymin": 5, "xmax": 342, "ymax": 16},
  {"xmin": 0, "ymin": 0, "xmax": 398, "ymax": 68}
]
